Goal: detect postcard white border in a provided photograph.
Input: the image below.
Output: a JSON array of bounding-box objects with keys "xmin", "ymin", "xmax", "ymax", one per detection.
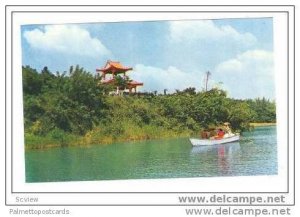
[{"xmin": 5, "ymin": 5, "xmax": 295, "ymax": 205}]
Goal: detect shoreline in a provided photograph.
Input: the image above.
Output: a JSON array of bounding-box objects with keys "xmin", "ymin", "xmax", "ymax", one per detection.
[
  {"xmin": 249, "ymin": 122, "xmax": 276, "ymax": 127},
  {"xmin": 25, "ymin": 123, "xmax": 277, "ymax": 150},
  {"xmin": 25, "ymin": 131, "xmax": 192, "ymax": 150}
]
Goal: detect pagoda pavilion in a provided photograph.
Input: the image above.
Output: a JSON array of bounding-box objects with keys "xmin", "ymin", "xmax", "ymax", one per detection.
[{"xmin": 96, "ymin": 60, "xmax": 143, "ymax": 94}]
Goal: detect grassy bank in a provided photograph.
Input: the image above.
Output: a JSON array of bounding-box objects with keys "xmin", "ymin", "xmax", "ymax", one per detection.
[
  {"xmin": 25, "ymin": 122, "xmax": 277, "ymax": 150},
  {"xmin": 249, "ymin": 122, "xmax": 276, "ymax": 127},
  {"xmin": 25, "ymin": 124, "xmax": 193, "ymax": 150}
]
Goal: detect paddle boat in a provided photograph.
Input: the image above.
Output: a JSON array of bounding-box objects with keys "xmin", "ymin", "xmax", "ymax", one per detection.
[
  {"xmin": 189, "ymin": 133, "xmax": 240, "ymax": 146},
  {"xmin": 189, "ymin": 122, "xmax": 240, "ymax": 146}
]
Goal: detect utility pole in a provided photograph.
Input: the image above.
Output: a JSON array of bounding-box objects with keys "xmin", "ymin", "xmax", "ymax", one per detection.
[
  {"xmin": 164, "ymin": 89, "xmax": 167, "ymax": 95},
  {"xmin": 205, "ymin": 71, "xmax": 211, "ymax": 92}
]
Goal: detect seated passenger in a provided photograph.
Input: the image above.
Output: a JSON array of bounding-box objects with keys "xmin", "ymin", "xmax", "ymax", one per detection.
[
  {"xmin": 215, "ymin": 128, "xmax": 225, "ymax": 139},
  {"xmin": 200, "ymin": 131, "xmax": 209, "ymax": 139}
]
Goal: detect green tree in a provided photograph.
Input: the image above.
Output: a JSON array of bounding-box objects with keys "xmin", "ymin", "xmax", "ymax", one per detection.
[
  {"xmin": 114, "ymin": 75, "xmax": 129, "ymax": 90},
  {"xmin": 22, "ymin": 66, "xmax": 43, "ymax": 95},
  {"xmin": 227, "ymin": 100, "xmax": 253, "ymax": 131},
  {"xmin": 23, "ymin": 65, "xmax": 106, "ymax": 135},
  {"xmin": 246, "ymin": 98, "xmax": 276, "ymax": 123}
]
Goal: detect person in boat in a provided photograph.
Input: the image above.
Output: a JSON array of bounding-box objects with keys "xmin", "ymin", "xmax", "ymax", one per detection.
[
  {"xmin": 223, "ymin": 122, "xmax": 234, "ymax": 137},
  {"xmin": 223, "ymin": 122, "xmax": 232, "ymax": 133},
  {"xmin": 200, "ymin": 130, "xmax": 209, "ymax": 139},
  {"xmin": 200, "ymin": 127, "xmax": 216, "ymax": 139},
  {"xmin": 214, "ymin": 128, "xmax": 225, "ymax": 139}
]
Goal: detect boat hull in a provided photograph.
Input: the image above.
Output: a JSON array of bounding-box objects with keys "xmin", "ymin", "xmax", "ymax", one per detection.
[{"xmin": 189, "ymin": 135, "xmax": 240, "ymax": 146}]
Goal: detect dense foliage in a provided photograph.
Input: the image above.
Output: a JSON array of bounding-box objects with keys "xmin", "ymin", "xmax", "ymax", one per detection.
[{"xmin": 23, "ymin": 65, "xmax": 276, "ymax": 149}]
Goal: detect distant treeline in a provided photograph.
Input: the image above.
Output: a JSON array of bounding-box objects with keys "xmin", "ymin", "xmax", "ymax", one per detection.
[{"xmin": 23, "ymin": 65, "xmax": 276, "ymax": 149}]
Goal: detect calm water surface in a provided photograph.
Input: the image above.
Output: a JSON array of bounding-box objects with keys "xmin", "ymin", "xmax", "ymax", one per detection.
[{"xmin": 25, "ymin": 126, "xmax": 277, "ymax": 182}]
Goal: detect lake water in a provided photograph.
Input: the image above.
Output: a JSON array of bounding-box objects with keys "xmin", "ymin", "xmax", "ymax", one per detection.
[{"xmin": 25, "ymin": 126, "xmax": 277, "ymax": 182}]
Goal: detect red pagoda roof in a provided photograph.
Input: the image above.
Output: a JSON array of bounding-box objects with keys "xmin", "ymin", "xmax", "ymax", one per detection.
[
  {"xmin": 96, "ymin": 60, "xmax": 133, "ymax": 73},
  {"xmin": 128, "ymin": 80, "xmax": 143, "ymax": 86},
  {"xmin": 101, "ymin": 79, "xmax": 143, "ymax": 87}
]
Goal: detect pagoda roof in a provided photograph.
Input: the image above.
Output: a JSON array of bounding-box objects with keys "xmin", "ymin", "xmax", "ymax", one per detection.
[
  {"xmin": 101, "ymin": 78, "xmax": 115, "ymax": 84},
  {"xmin": 128, "ymin": 80, "xmax": 143, "ymax": 86},
  {"xmin": 96, "ymin": 60, "xmax": 133, "ymax": 73},
  {"xmin": 100, "ymin": 78, "xmax": 143, "ymax": 87}
]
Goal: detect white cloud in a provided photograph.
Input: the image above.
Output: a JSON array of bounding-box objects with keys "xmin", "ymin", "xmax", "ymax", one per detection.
[
  {"xmin": 23, "ymin": 25, "xmax": 111, "ymax": 57},
  {"xmin": 130, "ymin": 64, "xmax": 202, "ymax": 93},
  {"xmin": 152, "ymin": 49, "xmax": 275, "ymax": 99},
  {"xmin": 130, "ymin": 50, "xmax": 274, "ymax": 99},
  {"xmin": 169, "ymin": 20, "xmax": 257, "ymax": 47},
  {"xmin": 214, "ymin": 50, "xmax": 274, "ymax": 99}
]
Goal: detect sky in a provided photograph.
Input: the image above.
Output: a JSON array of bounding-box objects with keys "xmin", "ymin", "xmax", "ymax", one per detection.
[{"xmin": 21, "ymin": 18, "xmax": 274, "ymax": 99}]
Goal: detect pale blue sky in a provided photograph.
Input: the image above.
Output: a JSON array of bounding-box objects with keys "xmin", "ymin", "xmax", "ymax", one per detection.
[{"xmin": 21, "ymin": 18, "xmax": 274, "ymax": 99}]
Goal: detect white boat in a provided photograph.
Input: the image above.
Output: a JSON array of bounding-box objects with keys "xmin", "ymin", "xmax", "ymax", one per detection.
[{"xmin": 189, "ymin": 134, "xmax": 240, "ymax": 146}]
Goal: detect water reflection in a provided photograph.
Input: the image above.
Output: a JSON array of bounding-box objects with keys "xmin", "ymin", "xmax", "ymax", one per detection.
[
  {"xmin": 191, "ymin": 142, "xmax": 241, "ymax": 176},
  {"xmin": 191, "ymin": 142, "xmax": 240, "ymax": 154}
]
